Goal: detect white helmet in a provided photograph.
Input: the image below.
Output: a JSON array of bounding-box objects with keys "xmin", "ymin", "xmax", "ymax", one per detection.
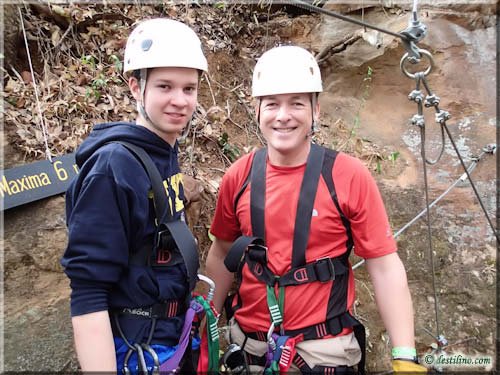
[
  {"xmin": 123, "ymin": 18, "xmax": 208, "ymax": 73},
  {"xmin": 252, "ymin": 45, "xmax": 322, "ymax": 97}
]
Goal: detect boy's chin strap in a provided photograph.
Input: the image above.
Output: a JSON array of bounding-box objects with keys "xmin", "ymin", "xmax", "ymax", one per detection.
[{"xmin": 137, "ymin": 68, "xmax": 157, "ymax": 129}]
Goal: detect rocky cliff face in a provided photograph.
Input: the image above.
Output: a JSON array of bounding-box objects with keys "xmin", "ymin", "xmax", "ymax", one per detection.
[{"xmin": 3, "ymin": 3, "xmax": 496, "ymax": 371}]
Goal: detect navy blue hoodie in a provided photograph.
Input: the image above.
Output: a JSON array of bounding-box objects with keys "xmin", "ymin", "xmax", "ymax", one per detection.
[{"xmin": 61, "ymin": 122, "xmax": 190, "ymax": 345}]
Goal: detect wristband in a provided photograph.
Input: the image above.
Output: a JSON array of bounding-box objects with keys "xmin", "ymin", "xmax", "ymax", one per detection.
[{"xmin": 392, "ymin": 347, "xmax": 417, "ymax": 361}]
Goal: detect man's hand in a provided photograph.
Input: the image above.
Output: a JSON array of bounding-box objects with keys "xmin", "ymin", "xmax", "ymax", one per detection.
[{"xmin": 392, "ymin": 359, "xmax": 428, "ymax": 373}]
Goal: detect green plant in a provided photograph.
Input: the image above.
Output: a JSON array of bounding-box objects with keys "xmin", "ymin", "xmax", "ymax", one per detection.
[
  {"xmin": 388, "ymin": 151, "xmax": 400, "ymax": 165},
  {"xmin": 81, "ymin": 54, "xmax": 96, "ymax": 69},
  {"xmin": 85, "ymin": 73, "xmax": 112, "ymax": 100},
  {"xmin": 213, "ymin": 1, "xmax": 226, "ymax": 10},
  {"xmin": 218, "ymin": 132, "xmax": 241, "ymax": 162},
  {"xmin": 109, "ymin": 54, "xmax": 122, "ymax": 72}
]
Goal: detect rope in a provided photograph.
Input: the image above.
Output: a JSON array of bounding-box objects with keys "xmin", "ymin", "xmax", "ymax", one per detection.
[
  {"xmin": 291, "ymin": 0, "xmax": 497, "ymax": 362},
  {"xmin": 393, "ymin": 149, "xmax": 488, "ymax": 238},
  {"xmin": 18, "ymin": 6, "xmax": 52, "ymax": 162},
  {"xmin": 292, "ymin": 0, "xmax": 406, "ymax": 40},
  {"xmin": 351, "ymin": 144, "xmax": 494, "ymax": 270},
  {"xmin": 412, "ymin": 68, "xmax": 498, "ymax": 242},
  {"xmin": 412, "ymin": 0, "xmax": 419, "ymax": 16},
  {"xmin": 292, "ymin": 0, "xmax": 427, "ymax": 62},
  {"xmin": 419, "ymin": 123, "xmax": 442, "ymax": 338},
  {"xmin": 441, "ymin": 125, "xmax": 499, "ymax": 242}
]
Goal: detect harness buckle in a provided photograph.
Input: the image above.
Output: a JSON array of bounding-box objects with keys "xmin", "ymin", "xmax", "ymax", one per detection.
[
  {"xmin": 247, "ymin": 243, "xmax": 268, "ymax": 264},
  {"xmin": 314, "ymin": 257, "xmax": 335, "ymax": 282},
  {"xmin": 157, "ymin": 228, "xmax": 173, "ymax": 249},
  {"xmin": 154, "ymin": 229, "xmax": 184, "ymax": 267}
]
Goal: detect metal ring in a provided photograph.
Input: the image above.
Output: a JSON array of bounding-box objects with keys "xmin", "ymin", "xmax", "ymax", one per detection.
[{"xmin": 400, "ymin": 49, "xmax": 434, "ymax": 79}]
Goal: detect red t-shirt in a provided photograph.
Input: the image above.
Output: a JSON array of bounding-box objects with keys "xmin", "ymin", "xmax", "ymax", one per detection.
[{"xmin": 210, "ymin": 149, "xmax": 397, "ymax": 333}]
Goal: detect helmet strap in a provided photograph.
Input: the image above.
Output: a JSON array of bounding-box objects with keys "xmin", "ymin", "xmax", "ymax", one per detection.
[
  {"xmin": 309, "ymin": 93, "xmax": 319, "ymax": 137},
  {"xmin": 137, "ymin": 68, "xmax": 158, "ymax": 128}
]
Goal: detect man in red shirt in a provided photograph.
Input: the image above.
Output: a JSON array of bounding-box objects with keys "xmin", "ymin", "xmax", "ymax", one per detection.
[{"xmin": 206, "ymin": 45, "xmax": 426, "ymax": 374}]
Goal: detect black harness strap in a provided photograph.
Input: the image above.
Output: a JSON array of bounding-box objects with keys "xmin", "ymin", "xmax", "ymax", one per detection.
[
  {"xmin": 113, "ymin": 299, "xmax": 188, "ymax": 319},
  {"xmin": 250, "ymin": 148, "xmax": 267, "ymax": 239},
  {"xmin": 115, "ymin": 141, "xmax": 171, "ymax": 223},
  {"xmin": 224, "ymin": 236, "xmax": 266, "ymax": 273},
  {"xmin": 322, "ymin": 149, "xmax": 354, "ymax": 252},
  {"xmin": 114, "ymin": 141, "xmax": 199, "ymax": 292},
  {"xmin": 159, "ymin": 220, "xmax": 199, "ymax": 292},
  {"xmin": 292, "ymin": 144, "xmax": 325, "ymax": 268}
]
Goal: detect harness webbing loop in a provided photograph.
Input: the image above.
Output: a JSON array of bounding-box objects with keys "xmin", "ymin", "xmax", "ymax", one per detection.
[{"xmin": 266, "ymin": 284, "xmax": 284, "ymax": 326}]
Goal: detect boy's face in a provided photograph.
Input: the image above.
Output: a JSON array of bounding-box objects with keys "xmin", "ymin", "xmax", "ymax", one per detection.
[{"xmin": 129, "ymin": 67, "xmax": 199, "ymax": 145}]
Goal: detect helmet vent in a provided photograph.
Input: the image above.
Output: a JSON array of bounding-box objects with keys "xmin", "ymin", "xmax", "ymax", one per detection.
[
  {"xmin": 123, "ymin": 18, "xmax": 208, "ymax": 73},
  {"xmin": 141, "ymin": 39, "xmax": 153, "ymax": 51}
]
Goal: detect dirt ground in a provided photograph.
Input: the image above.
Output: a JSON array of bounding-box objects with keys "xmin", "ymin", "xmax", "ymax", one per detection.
[{"xmin": 3, "ymin": 3, "xmax": 497, "ymax": 372}]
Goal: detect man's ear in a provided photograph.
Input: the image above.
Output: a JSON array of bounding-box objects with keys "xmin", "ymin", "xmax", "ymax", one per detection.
[
  {"xmin": 313, "ymin": 99, "xmax": 321, "ymax": 122},
  {"xmin": 254, "ymin": 98, "xmax": 261, "ymax": 124},
  {"xmin": 128, "ymin": 76, "xmax": 141, "ymax": 101}
]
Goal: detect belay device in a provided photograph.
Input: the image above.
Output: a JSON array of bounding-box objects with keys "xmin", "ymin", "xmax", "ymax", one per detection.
[{"xmin": 112, "ymin": 141, "xmax": 219, "ymax": 374}]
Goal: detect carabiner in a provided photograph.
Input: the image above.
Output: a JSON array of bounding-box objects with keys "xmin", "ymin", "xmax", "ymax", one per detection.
[
  {"xmin": 197, "ymin": 274, "xmax": 216, "ymax": 302},
  {"xmin": 134, "ymin": 343, "xmax": 148, "ymax": 374},
  {"xmin": 141, "ymin": 343, "xmax": 160, "ymax": 375},
  {"xmin": 122, "ymin": 347, "xmax": 134, "ymax": 375},
  {"xmin": 267, "ymin": 322, "xmax": 276, "ymax": 351}
]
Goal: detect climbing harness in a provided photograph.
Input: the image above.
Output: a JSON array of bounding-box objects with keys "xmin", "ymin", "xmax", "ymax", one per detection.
[
  {"xmin": 225, "ymin": 144, "xmax": 366, "ymax": 375},
  {"xmin": 109, "ymin": 141, "xmax": 219, "ymax": 374},
  {"xmin": 293, "ymin": 0, "xmax": 497, "ymax": 371},
  {"xmin": 290, "ymin": 0, "xmax": 497, "ymax": 242}
]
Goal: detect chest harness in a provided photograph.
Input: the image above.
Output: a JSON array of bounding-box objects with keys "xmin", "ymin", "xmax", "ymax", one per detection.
[
  {"xmin": 110, "ymin": 141, "xmax": 219, "ymax": 374},
  {"xmin": 224, "ymin": 144, "xmax": 366, "ymax": 375}
]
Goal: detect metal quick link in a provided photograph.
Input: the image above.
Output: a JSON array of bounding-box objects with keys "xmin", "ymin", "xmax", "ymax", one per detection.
[{"xmin": 404, "ymin": 58, "xmax": 445, "ymax": 165}]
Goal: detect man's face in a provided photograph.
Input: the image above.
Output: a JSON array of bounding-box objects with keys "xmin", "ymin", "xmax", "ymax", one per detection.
[
  {"xmin": 130, "ymin": 67, "xmax": 199, "ymax": 145},
  {"xmin": 257, "ymin": 92, "xmax": 319, "ymax": 164}
]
